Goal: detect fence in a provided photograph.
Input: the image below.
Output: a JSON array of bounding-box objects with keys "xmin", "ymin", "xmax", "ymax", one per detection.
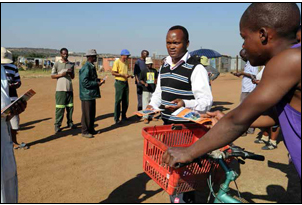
[{"xmin": 209, "ymin": 56, "xmax": 263, "ymax": 73}]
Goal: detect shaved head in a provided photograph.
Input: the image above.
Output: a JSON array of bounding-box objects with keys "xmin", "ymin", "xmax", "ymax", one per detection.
[
  {"xmin": 241, "ymin": 3, "xmax": 301, "ymax": 39},
  {"xmin": 239, "ymin": 49, "xmax": 247, "ymax": 62}
]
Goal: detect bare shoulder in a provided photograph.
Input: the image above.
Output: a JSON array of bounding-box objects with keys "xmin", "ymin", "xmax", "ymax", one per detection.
[{"xmin": 265, "ymin": 47, "xmax": 301, "ymax": 78}]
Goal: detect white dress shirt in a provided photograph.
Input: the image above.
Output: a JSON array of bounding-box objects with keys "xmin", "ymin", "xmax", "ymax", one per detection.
[
  {"xmin": 149, "ymin": 52, "xmax": 213, "ymax": 113},
  {"xmin": 1, "ymin": 65, "xmax": 18, "ymax": 203}
]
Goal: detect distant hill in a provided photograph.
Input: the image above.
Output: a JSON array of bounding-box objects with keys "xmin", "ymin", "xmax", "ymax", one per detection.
[
  {"xmin": 6, "ymin": 47, "xmax": 85, "ymax": 58},
  {"xmin": 6, "ymin": 47, "xmax": 60, "ymax": 57},
  {"xmin": 6, "ymin": 47, "xmax": 140, "ymax": 58}
]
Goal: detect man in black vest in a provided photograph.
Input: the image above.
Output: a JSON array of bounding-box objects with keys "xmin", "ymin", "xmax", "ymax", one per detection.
[
  {"xmin": 148, "ymin": 25, "xmax": 212, "ymax": 125},
  {"xmin": 147, "ymin": 25, "xmax": 213, "ymax": 203}
]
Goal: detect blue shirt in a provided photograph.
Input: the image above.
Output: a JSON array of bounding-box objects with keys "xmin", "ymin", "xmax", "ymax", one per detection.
[{"xmin": 134, "ymin": 58, "xmax": 147, "ymax": 84}]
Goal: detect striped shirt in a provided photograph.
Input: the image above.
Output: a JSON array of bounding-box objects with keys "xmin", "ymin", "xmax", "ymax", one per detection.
[
  {"xmin": 3, "ymin": 63, "xmax": 21, "ymax": 101},
  {"xmin": 242, "ymin": 61, "xmax": 258, "ymax": 93}
]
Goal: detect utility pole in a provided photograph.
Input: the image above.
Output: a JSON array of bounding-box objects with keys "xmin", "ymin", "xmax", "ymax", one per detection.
[{"xmin": 236, "ymin": 55, "xmax": 239, "ymax": 73}]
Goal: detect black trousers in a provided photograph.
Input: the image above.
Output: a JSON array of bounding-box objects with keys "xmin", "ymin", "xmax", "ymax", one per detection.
[
  {"xmin": 81, "ymin": 100, "xmax": 96, "ymax": 134},
  {"xmin": 136, "ymin": 84, "xmax": 143, "ymax": 111}
]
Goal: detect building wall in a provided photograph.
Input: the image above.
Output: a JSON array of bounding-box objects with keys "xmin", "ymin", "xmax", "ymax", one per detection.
[
  {"xmin": 55, "ymin": 56, "xmax": 87, "ymax": 69},
  {"xmin": 102, "ymin": 57, "xmax": 163, "ymax": 73}
]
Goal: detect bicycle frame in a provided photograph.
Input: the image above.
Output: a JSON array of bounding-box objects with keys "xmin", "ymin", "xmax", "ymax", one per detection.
[{"xmin": 213, "ymin": 159, "xmax": 241, "ymax": 203}]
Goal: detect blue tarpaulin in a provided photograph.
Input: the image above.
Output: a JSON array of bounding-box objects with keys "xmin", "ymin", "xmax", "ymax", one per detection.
[{"xmin": 190, "ymin": 49, "xmax": 222, "ymax": 58}]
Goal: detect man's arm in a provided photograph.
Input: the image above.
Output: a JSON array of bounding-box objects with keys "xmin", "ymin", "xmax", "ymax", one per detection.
[
  {"xmin": 10, "ymin": 65, "xmax": 22, "ymax": 89},
  {"xmin": 134, "ymin": 62, "xmax": 140, "ymax": 84},
  {"xmin": 139, "ymin": 70, "xmax": 148, "ymax": 87},
  {"xmin": 203, "ymin": 107, "xmax": 278, "ymax": 129},
  {"xmin": 112, "ymin": 71, "xmax": 129, "ymax": 78},
  {"xmin": 69, "ymin": 64, "xmax": 75, "ymax": 79},
  {"xmin": 163, "ymin": 48, "xmax": 301, "ymax": 167},
  {"xmin": 207, "ymin": 65, "xmax": 220, "ymax": 81},
  {"xmin": 183, "ymin": 65, "xmax": 213, "ymax": 111},
  {"xmin": 51, "ymin": 62, "xmax": 67, "ymax": 79},
  {"xmin": 233, "ymin": 71, "xmax": 256, "ymax": 79},
  {"xmin": 80, "ymin": 67, "xmax": 99, "ymax": 89}
]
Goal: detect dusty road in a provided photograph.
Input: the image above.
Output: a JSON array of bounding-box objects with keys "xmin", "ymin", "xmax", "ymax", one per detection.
[{"xmin": 15, "ymin": 73, "xmax": 301, "ymax": 203}]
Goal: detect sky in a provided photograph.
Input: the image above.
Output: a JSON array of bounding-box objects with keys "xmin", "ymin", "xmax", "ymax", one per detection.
[{"xmin": 1, "ymin": 3, "xmax": 301, "ymax": 57}]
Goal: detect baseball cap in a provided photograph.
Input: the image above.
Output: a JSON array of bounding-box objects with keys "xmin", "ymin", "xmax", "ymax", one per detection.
[{"xmin": 120, "ymin": 49, "xmax": 131, "ymax": 56}]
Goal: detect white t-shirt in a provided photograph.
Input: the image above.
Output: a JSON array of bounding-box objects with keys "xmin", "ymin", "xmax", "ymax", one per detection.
[
  {"xmin": 256, "ymin": 66, "xmax": 265, "ymax": 81},
  {"xmin": 242, "ymin": 61, "xmax": 258, "ymax": 93}
]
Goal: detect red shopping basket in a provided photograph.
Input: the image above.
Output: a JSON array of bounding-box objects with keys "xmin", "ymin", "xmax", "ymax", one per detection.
[{"xmin": 142, "ymin": 123, "xmax": 232, "ymax": 195}]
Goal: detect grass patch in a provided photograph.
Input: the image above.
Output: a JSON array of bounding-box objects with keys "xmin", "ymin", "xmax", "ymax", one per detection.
[
  {"xmin": 19, "ymin": 69, "xmax": 114, "ymax": 79},
  {"xmin": 19, "ymin": 69, "xmax": 52, "ymax": 78}
]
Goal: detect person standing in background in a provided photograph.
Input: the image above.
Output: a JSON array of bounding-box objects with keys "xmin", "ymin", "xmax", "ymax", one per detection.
[
  {"xmin": 79, "ymin": 49, "xmax": 105, "ymax": 138},
  {"xmin": 51, "ymin": 48, "xmax": 76, "ymax": 134},
  {"xmin": 112, "ymin": 49, "xmax": 133, "ymax": 125},
  {"xmin": 139, "ymin": 57, "xmax": 158, "ymax": 124},
  {"xmin": 134, "ymin": 50, "xmax": 149, "ymax": 112},
  {"xmin": 1, "ymin": 47, "xmax": 27, "ymax": 149},
  {"xmin": 232, "ymin": 48, "xmax": 258, "ymax": 136},
  {"xmin": 1, "ymin": 62, "xmax": 27, "ymax": 203},
  {"xmin": 200, "ymin": 55, "xmax": 220, "ymax": 86}
]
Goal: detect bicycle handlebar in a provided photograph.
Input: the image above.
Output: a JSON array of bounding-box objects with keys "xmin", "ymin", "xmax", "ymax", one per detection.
[
  {"xmin": 226, "ymin": 150, "xmax": 265, "ymax": 161},
  {"xmin": 226, "ymin": 146, "xmax": 265, "ymax": 161},
  {"xmin": 174, "ymin": 145, "xmax": 265, "ymax": 169}
]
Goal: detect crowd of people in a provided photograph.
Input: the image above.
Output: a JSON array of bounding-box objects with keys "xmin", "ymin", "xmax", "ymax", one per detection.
[{"xmin": 1, "ymin": 3, "xmax": 301, "ymax": 203}]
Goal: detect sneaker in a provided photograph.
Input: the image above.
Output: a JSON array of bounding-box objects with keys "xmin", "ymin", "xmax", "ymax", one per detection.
[
  {"xmin": 262, "ymin": 141, "xmax": 277, "ymax": 150},
  {"xmin": 81, "ymin": 133, "xmax": 94, "ymax": 138},
  {"xmin": 68, "ymin": 123, "xmax": 76, "ymax": 129},
  {"xmin": 55, "ymin": 126, "xmax": 61, "ymax": 133},
  {"xmin": 115, "ymin": 120, "xmax": 121, "ymax": 125},
  {"xmin": 254, "ymin": 138, "xmax": 267, "ymax": 144},
  {"xmin": 90, "ymin": 130, "xmax": 101, "ymax": 135},
  {"xmin": 122, "ymin": 117, "xmax": 129, "ymax": 121}
]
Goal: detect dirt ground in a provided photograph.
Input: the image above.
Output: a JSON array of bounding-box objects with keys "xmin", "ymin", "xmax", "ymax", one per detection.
[{"xmin": 15, "ymin": 73, "xmax": 301, "ymax": 203}]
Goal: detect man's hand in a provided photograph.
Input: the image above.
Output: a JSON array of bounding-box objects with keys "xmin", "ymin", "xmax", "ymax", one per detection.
[
  {"xmin": 9, "ymin": 82, "xmax": 21, "ymax": 89},
  {"xmin": 7, "ymin": 100, "xmax": 27, "ymax": 121},
  {"xmin": 206, "ymin": 111, "xmax": 225, "ymax": 126},
  {"xmin": 165, "ymin": 99, "xmax": 184, "ymax": 111},
  {"xmin": 60, "ymin": 71, "xmax": 68, "ymax": 77},
  {"xmin": 252, "ymin": 79, "xmax": 260, "ymax": 85},
  {"xmin": 98, "ymin": 79, "xmax": 105, "ymax": 86},
  {"xmin": 146, "ymin": 105, "xmax": 154, "ymax": 110},
  {"xmin": 232, "ymin": 72, "xmax": 242, "ymax": 77},
  {"xmin": 162, "ymin": 147, "xmax": 194, "ymax": 168},
  {"xmin": 144, "ymin": 83, "xmax": 148, "ymax": 87}
]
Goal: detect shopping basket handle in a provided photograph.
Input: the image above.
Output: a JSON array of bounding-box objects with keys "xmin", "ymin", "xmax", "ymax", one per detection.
[
  {"xmin": 171, "ymin": 125, "xmax": 183, "ymax": 130},
  {"xmin": 174, "ymin": 157, "xmax": 205, "ymax": 169}
]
